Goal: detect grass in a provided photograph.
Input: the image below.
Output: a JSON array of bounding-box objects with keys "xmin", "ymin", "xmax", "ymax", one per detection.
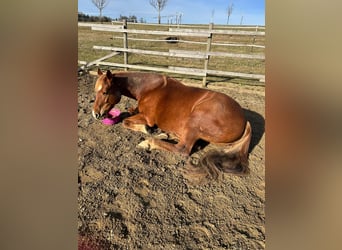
[{"xmin": 78, "ymin": 22, "xmax": 265, "ymax": 86}]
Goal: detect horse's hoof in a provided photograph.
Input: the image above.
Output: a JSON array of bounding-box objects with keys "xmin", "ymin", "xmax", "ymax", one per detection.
[
  {"xmin": 137, "ymin": 140, "xmax": 150, "ymax": 150},
  {"xmin": 154, "ymin": 133, "xmax": 168, "ymax": 140}
]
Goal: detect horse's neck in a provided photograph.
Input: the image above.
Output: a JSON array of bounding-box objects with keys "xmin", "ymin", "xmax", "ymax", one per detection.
[
  {"xmin": 119, "ymin": 79, "xmax": 154, "ymax": 100},
  {"xmin": 116, "ymin": 77, "xmax": 139, "ymax": 100},
  {"xmin": 116, "ymin": 73, "xmax": 166, "ymax": 100},
  {"xmin": 119, "ymin": 82, "xmax": 137, "ymax": 100}
]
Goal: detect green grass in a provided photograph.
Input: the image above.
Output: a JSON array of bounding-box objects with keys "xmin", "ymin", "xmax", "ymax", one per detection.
[{"xmin": 78, "ymin": 23, "xmax": 265, "ymax": 85}]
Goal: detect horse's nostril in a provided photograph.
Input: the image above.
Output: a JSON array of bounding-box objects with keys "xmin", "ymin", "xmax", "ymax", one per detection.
[{"xmin": 92, "ymin": 110, "xmax": 101, "ymax": 120}]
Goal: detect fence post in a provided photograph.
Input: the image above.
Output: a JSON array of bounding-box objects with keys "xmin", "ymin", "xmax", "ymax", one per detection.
[
  {"xmin": 202, "ymin": 22, "xmax": 213, "ymax": 87},
  {"xmin": 251, "ymin": 25, "xmax": 258, "ymax": 52},
  {"xmin": 123, "ymin": 19, "xmax": 128, "ymax": 71}
]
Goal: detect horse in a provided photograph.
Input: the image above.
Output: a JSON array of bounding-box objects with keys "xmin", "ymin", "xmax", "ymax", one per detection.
[{"xmin": 92, "ymin": 69, "xmax": 252, "ymax": 183}]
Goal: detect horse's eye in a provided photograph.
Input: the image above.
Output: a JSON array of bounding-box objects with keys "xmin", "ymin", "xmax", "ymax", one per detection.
[{"xmin": 103, "ymin": 91, "xmax": 107, "ymax": 95}]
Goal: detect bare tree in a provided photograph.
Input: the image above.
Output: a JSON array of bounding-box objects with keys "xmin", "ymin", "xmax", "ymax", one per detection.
[
  {"xmin": 211, "ymin": 9, "xmax": 215, "ymax": 23},
  {"xmin": 149, "ymin": 0, "xmax": 168, "ymax": 24},
  {"xmin": 91, "ymin": 0, "xmax": 110, "ymax": 23},
  {"xmin": 226, "ymin": 3, "xmax": 234, "ymax": 25}
]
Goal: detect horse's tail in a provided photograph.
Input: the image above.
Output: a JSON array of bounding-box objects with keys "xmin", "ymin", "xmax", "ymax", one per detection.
[{"xmin": 182, "ymin": 121, "xmax": 252, "ymax": 185}]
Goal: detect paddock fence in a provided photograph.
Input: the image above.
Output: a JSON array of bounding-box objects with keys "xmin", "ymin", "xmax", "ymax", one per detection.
[{"xmin": 78, "ymin": 21, "xmax": 265, "ymax": 86}]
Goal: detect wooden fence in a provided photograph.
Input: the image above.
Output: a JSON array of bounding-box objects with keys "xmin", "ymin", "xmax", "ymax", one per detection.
[{"xmin": 78, "ymin": 21, "xmax": 265, "ymax": 86}]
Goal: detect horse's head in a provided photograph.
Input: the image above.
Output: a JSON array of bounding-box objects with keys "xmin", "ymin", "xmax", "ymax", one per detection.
[{"xmin": 92, "ymin": 69, "xmax": 121, "ymax": 120}]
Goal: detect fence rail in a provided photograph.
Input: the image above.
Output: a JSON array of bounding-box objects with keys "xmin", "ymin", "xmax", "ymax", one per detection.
[
  {"xmin": 110, "ymin": 21, "xmax": 265, "ymax": 30},
  {"xmin": 169, "ymin": 28, "xmax": 265, "ymax": 36},
  {"xmin": 78, "ymin": 21, "xmax": 265, "ymax": 85},
  {"xmin": 110, "ymin": 36, "xmax": 265, "ymax": 49}
]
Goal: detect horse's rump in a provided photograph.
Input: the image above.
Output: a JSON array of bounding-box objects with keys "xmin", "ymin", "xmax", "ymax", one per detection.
[{"xmin": 182, "ymin": 121, "xmax": 252, "ymax": 185}]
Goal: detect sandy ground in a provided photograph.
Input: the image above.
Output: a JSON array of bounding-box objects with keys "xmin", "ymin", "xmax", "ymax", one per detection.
[{"xmin": 78, "ymin": 73, "xmax": 265, "ymax": 249}]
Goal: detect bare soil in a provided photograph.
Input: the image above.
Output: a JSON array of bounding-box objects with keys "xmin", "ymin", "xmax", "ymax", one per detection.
[{"xmin": 78, "ymin": 73, "xmax": 265, "ymax": 249}]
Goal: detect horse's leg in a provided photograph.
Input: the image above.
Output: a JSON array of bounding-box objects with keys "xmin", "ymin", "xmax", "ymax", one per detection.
[
  {"xmin": 122, "ymin": 113, "xmax": 149, "ymax": 134},
  {"xmin": 138, "ymin": 129, "xmax": 197, "ymax": 156},
  {"xmin": 123, "ymin": 113, "xmax": 179, "ymax": 140},
  {"xmin": 153, "ymin": 132, "xmax": 178, "ymax": 141},
  {"xmin": 127, "ymin": 106, "xmax": 139, "ymax": 115}
]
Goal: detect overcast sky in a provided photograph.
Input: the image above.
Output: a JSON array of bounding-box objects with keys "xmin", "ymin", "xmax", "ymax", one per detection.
[{"xmin": 78, "ymin": 0, "xmax": 265, "ymax": 25}]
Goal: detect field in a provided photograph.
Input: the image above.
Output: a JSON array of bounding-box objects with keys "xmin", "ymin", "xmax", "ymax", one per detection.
[
  {"xmin": 78, "ymin": 23, "xmax": 265, "ymax": 249},
  {"xmin": 78, "ymin": 22, "xmax": 265, "ymax": 85}
]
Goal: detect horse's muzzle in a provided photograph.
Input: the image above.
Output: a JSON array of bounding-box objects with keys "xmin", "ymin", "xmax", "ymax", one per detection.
[{"xmin": 92, "ymin": 110, "xmax": 101, "ymax": 120}]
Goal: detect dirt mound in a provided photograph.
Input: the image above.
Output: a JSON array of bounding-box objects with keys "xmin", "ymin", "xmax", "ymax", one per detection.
[{"xmin": 78, "ymin": 74, "xmax": 265, "ymax": 249}]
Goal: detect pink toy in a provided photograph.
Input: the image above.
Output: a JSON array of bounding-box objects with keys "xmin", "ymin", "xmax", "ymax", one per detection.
[
  {"xmin": 109, "ymin": 108, "xmax": 121, "ymax": 117},
  {"xmin": 102, "ymin": 118, "xmax": 116, "ymax": 125},
  {"xmin": 102, "ymin": 108, "xmax": 121, "ymax": 125}
]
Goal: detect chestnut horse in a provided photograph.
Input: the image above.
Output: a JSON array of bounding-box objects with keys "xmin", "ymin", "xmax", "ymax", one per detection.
[{"xmin": 92, "ymin": 69, "xmax": 251, "ymax": 182}]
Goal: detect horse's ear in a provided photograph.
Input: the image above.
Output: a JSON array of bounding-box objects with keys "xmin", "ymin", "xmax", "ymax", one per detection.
[
  {"xmin": 106, "ymin": 70, "xmax": 113, "ymax": 79},
  {"xmin": 97, "ymin": 68, "xmax": 103, "ymax": 76}
]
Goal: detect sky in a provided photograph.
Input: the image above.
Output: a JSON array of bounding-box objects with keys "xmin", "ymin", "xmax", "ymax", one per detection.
[{"xmin": 78, "ymin": 0, "xmax": 265, "ymax": 25}]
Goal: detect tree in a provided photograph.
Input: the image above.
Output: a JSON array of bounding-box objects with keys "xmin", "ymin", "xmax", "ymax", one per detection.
[
  {"xmin": 118, "ymin": 15, "xmax": 138, "ymax": 23},
  {"xmin": 226, "ymin": 3, "xmax": 234, "ymax": 25},
  {"xmin": 211, "ymin": 9, "xmax": 215, "ymax": 23},
  {"xmin": 149, "ymin": 0, "xmax": 168, "ymax": 24},
  {"xmin": 78, "ymin": 12, "xmax": 112, "ymax": 22},
  {"xmin": 91, "ymin": 0, "xmax": 110, "ymax": 23}
]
